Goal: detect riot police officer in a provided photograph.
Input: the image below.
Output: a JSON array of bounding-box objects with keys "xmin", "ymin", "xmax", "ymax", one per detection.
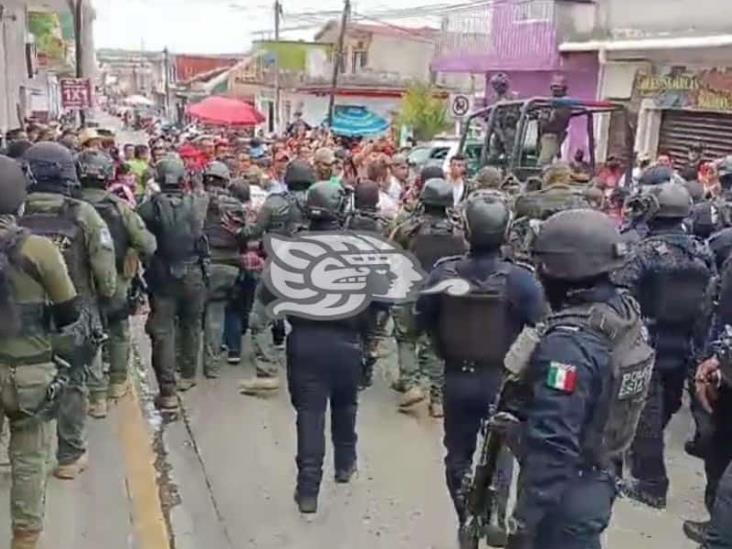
[
  {"xmin": 77, "ymin": 150, "xmax": 157, "ymax": 414},
  {"xmin": 415, "ymin": 190, "xmax": 545, "ymax": 540},
  {"xmin": 0, "ymin": 156, "xmax": 81, "ymax": 549},
  {"xmin": 281, "ymin": 181, "xmax": 368, "ymax": 513},
  {"xmin": 200, "ymin": 160, "xmax": 245, "ymax": 381},
  {"xmin": 613, "ymin": 183, "xmax": 715, "ymax": 509},
  {"xmin": 390, "ymin": 178, "xmax": 468, "ymax": 416},
  {"xmin": 236, "ymin": 160, "xmax": 313, "ymax": 394},
  {"xmin": 138, "ymin": 157, "xmax": 209, "ymax": 411},
  {"xmin": 508, "ymin": 209, "xmax": 654, "ymax": 549},
  {"xmin": 22, "ymin": 142, "xmax": 117, "ymax": 480}
]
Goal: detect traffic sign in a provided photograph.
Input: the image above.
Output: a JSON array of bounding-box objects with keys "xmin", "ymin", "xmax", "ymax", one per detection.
[
  {"xmin": 449, "ymin": 93, "xmax": 472, "ymax": 119},
  {"xmin": 60, "ymin": 78, "xmax": 93, "ymax": 109}
]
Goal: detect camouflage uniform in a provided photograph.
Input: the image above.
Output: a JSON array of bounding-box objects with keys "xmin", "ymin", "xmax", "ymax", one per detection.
[
  {"xmin": 22, "ymin": 192, "xmax": 116, "ymax": 468},
  {"xmin": 80, "ymin": 187, "xmax": 156, "ymax": 397},
  {"xmin": 0, "ymin": 216, "xmax": 77, "ymax": 542}
]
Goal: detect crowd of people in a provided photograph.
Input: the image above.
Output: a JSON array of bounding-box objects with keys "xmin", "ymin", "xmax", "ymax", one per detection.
[{"xmin": 0, "ymin": 105, "xmax": 731, "ymax": 549}]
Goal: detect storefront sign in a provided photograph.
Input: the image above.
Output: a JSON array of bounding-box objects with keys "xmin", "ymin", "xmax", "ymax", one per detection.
[
  {"xmin": 60, "ymin": 78, "xmax": 92, "ymax": 109},
  {"xmin": 636, "ymin": 67, "xmax": 732, "ymax": 111}
]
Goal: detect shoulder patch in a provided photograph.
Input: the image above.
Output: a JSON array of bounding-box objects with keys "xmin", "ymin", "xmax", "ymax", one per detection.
[
  {"xmin": 546, "ymin": 361, "xmax": 577, "ymax": 393},
  {"xmin": 99, "ymin": 227, "xmax": 114, "ymax": 250}
]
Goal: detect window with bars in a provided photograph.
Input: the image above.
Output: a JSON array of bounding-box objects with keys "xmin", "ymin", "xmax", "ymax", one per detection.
[{"xmin": 514, "ymin": 0, "xmax": 553, "ymax": 23}]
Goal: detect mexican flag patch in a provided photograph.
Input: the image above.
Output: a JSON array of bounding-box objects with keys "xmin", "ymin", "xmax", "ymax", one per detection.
[{"xmin": 546, "ymin": 362, "xmax": 578, "ymax": 393}]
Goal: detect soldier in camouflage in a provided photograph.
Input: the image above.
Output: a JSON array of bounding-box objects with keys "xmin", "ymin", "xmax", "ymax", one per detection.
[{"xmin": 22, "ymin": 143, "xmax": 117, "ymax": 481}]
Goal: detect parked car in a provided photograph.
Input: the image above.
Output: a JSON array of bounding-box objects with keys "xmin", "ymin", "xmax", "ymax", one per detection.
[{"xmin": 407, "ymin": 138, "xmax": 483, "ymax": 177}]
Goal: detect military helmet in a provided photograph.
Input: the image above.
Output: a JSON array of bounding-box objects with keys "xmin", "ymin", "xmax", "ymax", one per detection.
[
  {"xmin": 542, "ymin": 162, "xmax": 572, "ymax": 188},
  {"xmin": 203, "ymin": 161, "xmax": 231, "ymax": 183},
  {"xmin": 284, "ymin": 160, "xmax": 315, "ymax": 189},
  {"xmin": 464, "ymin": 190, "xmax": 512, "ymax": 249},
  {"xmin": 474, "ymin": 166, "xmax": 503, "ymax": 190},
  {"xmin": 77, "ymin": 150, "xmax": 115, "ymax": 185},
  {"xmin": 306, "ymin": 181, "xmax": 347, "ymax": 221},
  {"xmin": 155, "ymin": 157, "xmax": 186, "ymax": 187},
  {"xmin": 420, "ymin": 178, "xmax": 453, "ymax": 207},
  {"xmin": 639, "ymin": 165, "xmax": 674, "ymax": 186},
  {"xmin": 25, "ymin": 142, "xmax": 79, "ymax": 186},
  {"xmin": 648, "ymin": 182, "xmax": 692, "ymax": 219},
  {"xmin": 532, "ymin": 209, "xmax": 628, "ymax": 281},
  {"xmin": 490, "ymin": 72, "xmax": 510, "ymax": 91},
  {"xmin": 0, "ymin": 155, "xmax": 28, "ymax": 214}
]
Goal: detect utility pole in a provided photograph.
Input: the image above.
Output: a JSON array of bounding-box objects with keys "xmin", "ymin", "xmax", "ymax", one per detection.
[
  {"xmin": 163, "ymin": 47, "xmax": 171, "ymax": 119},
  {"xmin": 67, "ymin": 0, "xmax": 86, "ymax": 124},
  {"xmin": 274, "ymin": 0, "xmax": 282, "ymax": 133},
  {"xmin": 327, "ymin": 0, "xmax": 350, "ymax": 128}
]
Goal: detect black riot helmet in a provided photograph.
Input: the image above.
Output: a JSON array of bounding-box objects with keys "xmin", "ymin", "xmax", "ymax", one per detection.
[
  {"xmin": 420, "ymin": 178, "xmax": 453, "ymax": 208},
  {"xmin": 648, "ymin": 182, "xmax": 692, "ymax": 219},
  {"xmin": 203, "ymin": 161, "xmax": 231, "ymax": 187},
  {"xmin": 284, "ymin": 160, "xmax": 316, "ymax": 191},
  {"xmin": 463, "ymin": 190, "xmax": 512, "ymax": 250},
  {"xmin": 0, "ymin": 155, "xmax": 28, "ymax": 214},
  {"xmin": 155, "ymin": 157, "xmax": 187, "ymax": 188},
  {"xmin": 533, "ymin": 209, "xmax": 628, "ymax": 282},
  {"xmin": 77, "ymin": 150, "xmax": 115, "ymax": 187},
  {"xmin": 306, "ymin": 181, "xmax": 347, "ymax": 223},
  {"xmin": 25, "ymin": 142, "xmax": 79, "ymax": 189},
  {"xmin": 354, "ymin": 180, "xmax": 380, "ymax": 211}
]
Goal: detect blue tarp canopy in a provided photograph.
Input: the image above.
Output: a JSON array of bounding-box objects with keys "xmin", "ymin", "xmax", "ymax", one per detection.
[{"xmin": 328, "ymin": 105, "xmax": 390, "ymax": 137}]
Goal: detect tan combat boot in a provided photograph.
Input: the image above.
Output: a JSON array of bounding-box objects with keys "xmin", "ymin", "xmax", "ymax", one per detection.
[
  {"xmin": 54, "ymin": 452, "xmax": 89, "ymax": 480},
  {"xmin": 108, "ymin": 381, "xmax": 129, "ymax": 400},
  {"xmin": 399, "ymin": 386, "xmax": 427, "ymax": 409},
  {"xmin": 239, "ymin": 376, "xmax": 280, "ymax": 395},
  {"xmin": 88, "ymin": 398, "xmax": 108, "ymax": 419},
  {"xmin": 11, "ymin": 529, "xmax": 41, "ymax": 549}
]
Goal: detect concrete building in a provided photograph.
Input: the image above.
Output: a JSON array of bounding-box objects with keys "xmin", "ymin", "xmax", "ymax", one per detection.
[{"xmin": 561, "ymin": 0, "xmax": 732, "ymax": 164}]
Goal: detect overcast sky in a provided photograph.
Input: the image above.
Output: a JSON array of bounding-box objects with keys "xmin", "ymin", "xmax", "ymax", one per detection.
[{"xmin": 92, "ymin": 0, "xmax": 444, "ymax": 53}]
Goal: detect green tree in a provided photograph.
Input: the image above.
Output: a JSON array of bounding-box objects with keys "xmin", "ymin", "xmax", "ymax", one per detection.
[{"xmin": 397, "ymin": 83, "xmax": 449, "ymax": 142}]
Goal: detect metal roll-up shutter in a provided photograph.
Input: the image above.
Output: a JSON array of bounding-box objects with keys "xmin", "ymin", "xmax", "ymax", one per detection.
[{"xmin": 659, "ymin": 110, "xmax": 732, "ymax": 166}]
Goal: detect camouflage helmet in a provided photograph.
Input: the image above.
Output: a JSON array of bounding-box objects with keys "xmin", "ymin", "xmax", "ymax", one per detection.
[
  {"xmin": 542, "ymin": 162, "xmax": 572, "ymax": 188},
  {"xmin": 648, "ymin": 182, "xmax": 692, "ymax": 219},
  {"xmin": 155, "ymin": 157, "xmax": 186, "ymax": 187},
  {"xmin": 0, "ymin": 155, "xmax": 28, "ymax": 214},
  {"xmin": 77, "ymin": 150, "xmax": 115, "ymax": 185},
  {"xmin": 473, "ymin": 166, "xmax": 503, "ymax": 190},
  {"xmin": 464, "ymin": 190, "xmax": 512, "ymax": 249},
  {"xmin": 420, "ymin": 178, "xmax": 453, "ymax": 207},
  {"xmin": 532, "ymin": 209, "xmax": 628, "ymax": 281},
  {"xmin": 284, "ymin": 160, "xmax": 316, "ymax": 189},
  {"xmin": 306, "ymin": 181, "xmax": 347, "ymax": 221},
  {"xmin": 25, "ymin": 142, "xmax": 78, "ymax": 186},
  {"xmin": 490, "ymin": 72, "xmax": 510, "ymax": 91},
  {"xmin": 204, "ymin": 161, "xmax": 231, "ymax": 183}
]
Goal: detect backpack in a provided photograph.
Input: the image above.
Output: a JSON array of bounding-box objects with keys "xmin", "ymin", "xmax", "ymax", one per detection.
[
  {"xmin": 345, "ymin": 210, "xmax": 386, "ymax": 234},
  {"xmin": 0, "ymin": 227, "xmax": 31, "ymax": 338},
  {"xmin": 409, "ymin": 216, "xmax": 467, "ymax": 272},
  {"xmin": 204, "ymin": 188, "xmax": 245, "ymax": 251},
  {"xmin": 546, "ymin": 292, "xmax": 655, "ymax": 467},
  {"xmin": 20, "ymin": 199, "xmax": 92, "ymax": 298},
  {"xmin": 151, "ymin": 192, "xmax": 203, "ymax": 265},
  {"xmin": 87, "ymin": 195, "xmax": 130, "ymax": 272}
]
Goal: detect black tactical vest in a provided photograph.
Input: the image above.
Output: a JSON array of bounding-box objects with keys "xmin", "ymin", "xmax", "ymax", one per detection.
[
  {"xmin": 546, "ymin": 293, "xmax": 655, "ymax": 468},
  {"xmin": 20, "ymin": 199, "xmax": 93, "ymax": 299},
  {"xmin": 151, "ymin": 192, "xmax": 202, "ymax": 265},
  {"xmin": 409, "ymin": 216, "xmax": 467, "ymax": 272},
  {"xmin": 436, "ymin": 262, "xmax": 515, "ymax": 366},
  {"xmin": 87, "ymin": 195, "xmax": 130, "ymax": 272},
  {"xmin": 204, "ymin": 187, "xmax": 244, "ymax": 252},
  {"xmin": 266, "ymin": 191, "xmax": 308, "ymax": 236},
  {"xmin": 345, "ymin": 210, "xmax": 385, "ymax": 234}
]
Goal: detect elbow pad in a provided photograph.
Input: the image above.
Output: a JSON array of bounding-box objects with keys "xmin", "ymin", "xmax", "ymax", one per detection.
[{"xmin": 51, "ymin": 296, "xmax": 81, "ymax": 329}]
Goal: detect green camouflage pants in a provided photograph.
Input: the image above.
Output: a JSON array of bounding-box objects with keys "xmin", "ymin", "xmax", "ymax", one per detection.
[
  {"xmin": 203, "ymin": 264, "xmax": 239, "ymax": 376},
  {"xmin": 249, "ymin": 283, "xmax": 280, "ymax": 378},
  {"xmin": 392, "ymin": 304, "xmax": 444, "ymax": 401},
  {"xmin": 538, "ymin": 133, "xmax": 562, "ymax": 166},
  {"xmin": 0, "ymin": 363, "xmax": 54, "ymax": 532}
]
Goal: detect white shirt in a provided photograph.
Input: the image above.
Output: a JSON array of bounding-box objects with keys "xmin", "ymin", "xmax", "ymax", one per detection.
[
  {"xmin": 387, "ymin": 177, "xmax": 403, "ymax": 202},
  {"xmin": 451, "ymin": 179, "xmax": 465, "ymax": 205},
  {"xmin": 378, "ymin": 191, "xmax": 399, "ymax": 220}
]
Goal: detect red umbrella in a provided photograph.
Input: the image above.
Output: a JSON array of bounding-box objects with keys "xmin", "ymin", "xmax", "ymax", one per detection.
[{"xmin": 187, "ymin": 96, "xmax": 265, "ymax": 126}]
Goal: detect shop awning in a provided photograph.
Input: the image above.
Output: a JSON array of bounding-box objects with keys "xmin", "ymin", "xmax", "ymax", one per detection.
[{"xmin": 328, "ymin": 105, "xmax": 390, "ymax": 137}]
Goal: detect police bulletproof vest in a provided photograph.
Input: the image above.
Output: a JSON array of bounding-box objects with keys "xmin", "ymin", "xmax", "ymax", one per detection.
[
  {"xmin": 436, "ymin": 262, "xmax": 514, "ymax": 365},
  {"xmin": 20, "ymin": 199, "xmax": 93, "ymax": 298},
  {"xmin": 638, "ymin": 236, "xmax": 712, "ymax": 327},
  {"xmin": 151, "ymin": 192, "xmax": 203, "ymax": 264},
  {"xmin": 87, "ymin": 195, "xmax": 130, "ymax": 272},
  {"xmin": 690, "ymin": 201, "xmax": 722, "ymax": 239},
  {"xmin": 204, "ymin": 188, "xmax": 244, "ymax": 252},
  {"xmin": 346, "ymin": 210, "xmax": 385, "ymax": 233},
  {"xmin": 547, "ymin": 292, "xmax": 655, "ymax": 467},
  {"xmin": 267, "ymin": 191, "xmax": 308, "ymax": 236},
  {"xmin": 409, "ymin": 216, "xmax": 467, "ymax": 272}
]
